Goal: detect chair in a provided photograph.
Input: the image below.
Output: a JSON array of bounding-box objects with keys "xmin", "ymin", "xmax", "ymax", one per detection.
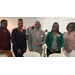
[
  {"xmin": 49, "ymin": 53, "xmax": 66, "ymax": 57},
  {"xmin": 42, "ymin": 44, "xmax": 47, "ymax": 57},
  {"xmin": 24, "ymin": 52, "xmax": 40, "ymax": 57}
]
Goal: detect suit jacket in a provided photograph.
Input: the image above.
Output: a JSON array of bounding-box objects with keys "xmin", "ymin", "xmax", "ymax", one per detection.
[
  {"xmin": 0, "ymin": 27, "xmax": 11, "ymax": 51},
  {"xmin": 28, "ymin": 29, "xmax": 46, "ymax": 54}
]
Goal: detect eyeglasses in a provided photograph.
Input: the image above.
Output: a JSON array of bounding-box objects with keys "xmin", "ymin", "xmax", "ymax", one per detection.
[{"xmin": 69, "ymin": 26, "xmax": 74, "ymax": 28}]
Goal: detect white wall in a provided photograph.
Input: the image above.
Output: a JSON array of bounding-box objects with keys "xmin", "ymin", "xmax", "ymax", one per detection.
[
  {"xmin": 37, "ymin": 17, "xmax": 75, "ymax": 33},
  {"xmin": 56, "ymin": 17, "xmax": 75, "ymax": 33}
]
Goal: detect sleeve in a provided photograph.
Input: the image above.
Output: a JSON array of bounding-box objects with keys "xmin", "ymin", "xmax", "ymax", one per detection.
[
  {"xmin": 9, "ymin": 33, "xmax": 11, "ymax": 51},
  {"xmin": 12, "ymin": 30, "xmax": 19, "ymax": 51},
  {"xmin": 46, "ymin": 32, "xmax": 51, "ymax": 50},
  {"xmin": 25, "ymin": 32, "xmax": 27, "ymax": 50},
  {"xmin": 0, "ymin": 30, "xmax": 2, "ymax": 50},
  {"xmin": 63, "ymin": 32, "xmax": 67, "ymax": 50},
  {"xmin": 57, "ymin": 34, "xmax": 64, "ymax": 50},
  {"xmin": 0, "ymin": 47, "xmax": 2, "ymax": 50},
  {"xmin": 28, "ymin": 31, "xmax": 32, "ymax": 50},
  {"xmin": 8, "ymin": 30, "xmax": 11, "ymax": 51},
  {"xmin": 40, "ymin": 32, "xmax": 46, "ymax": 45}
]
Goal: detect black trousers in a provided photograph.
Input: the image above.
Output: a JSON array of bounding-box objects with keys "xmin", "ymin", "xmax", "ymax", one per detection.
[{"xmin": 47, "ymin": 48, "xmax": 61, "ymax": 57}]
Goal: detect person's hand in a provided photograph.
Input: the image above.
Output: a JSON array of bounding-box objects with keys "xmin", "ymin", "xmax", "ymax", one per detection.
[
  {"xmin": 0, "ymin": 50, "xmax": 4, "ymax": 53},
  {"xmin": 30, "ymin": 50, "xmax": 33, "ymax": 52},
  {"xmin": 53, "ymin": 49, "xmax": 57, "ymax": 52},
  {"xmin": 50, "ymin": 49, "xmax": 54, "ymax": 52},
  {"xmin": 17, "ymin": 49, "xmax": 21, "ymax": 54},
  {"xmin": 24, "ymin": 49, "xmax": 26, "ymax": 53},
  {"xmin": 36, "ymin": 43, "xmax": 41, "ymax": 46}
]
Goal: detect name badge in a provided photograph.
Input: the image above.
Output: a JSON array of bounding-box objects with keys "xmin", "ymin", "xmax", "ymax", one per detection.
[{"xmin": 57, "ymin": 35, "xmax": 60, "ymax": 37}]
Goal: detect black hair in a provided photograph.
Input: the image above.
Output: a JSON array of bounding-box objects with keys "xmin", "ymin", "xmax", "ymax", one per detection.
[
  {"xmin": 51, "ymin": 22, "xmax": 60, "ymax": 33},
  {"xmin": 66, "ymin": 22, "xmax": 74, "ymax": 31},
  {"xmin": 18, "ymin": 19, "xmax": 23, "ymax": 21},
  {"xmin": 1, "ymin": 19, "xmax": 7, "ymax": 27},
  {"xmin": 45, "ymin": 29, "xmax": 48, "ymax": 32}
]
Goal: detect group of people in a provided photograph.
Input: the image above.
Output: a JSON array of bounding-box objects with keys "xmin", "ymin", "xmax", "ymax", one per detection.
[
  {"xmin": 0, "ymin": 19, "xmax": 27, "ymax": 57},
  {"xmin": 0, "ymin": 18, "xmax": 75, "ymax": 57}
]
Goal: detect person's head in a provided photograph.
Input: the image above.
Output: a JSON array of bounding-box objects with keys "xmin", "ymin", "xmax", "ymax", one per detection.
[
  {"xmin": 1, "ymin": 19, "xmax": 8, "ymax": 29},
  {"xmin": 66, "ymin": 22, "xmax": 74, "ymax": 32},
  {"xmin": 51, "ymin": 22, "xmax": 59, "ymax": 33},
  {"xmin": 18, "ymin": 19, "xmax": 23, "ymax": 29},
  {"xmin": 34, "ymin": 21, "xmax": 41, "ymax": 29},
  {"xmin": 45, "ymin": 29, "xmax": 48, "ymax": 32}
]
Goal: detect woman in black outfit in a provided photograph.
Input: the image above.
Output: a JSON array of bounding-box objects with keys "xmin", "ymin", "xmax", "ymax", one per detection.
[{"xmin": 12, "ymin": 19, "xmax": 27, "ymax": 57}]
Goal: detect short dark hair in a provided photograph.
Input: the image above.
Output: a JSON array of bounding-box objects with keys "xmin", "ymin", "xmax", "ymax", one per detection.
[
  {"xmin": 18, "ymin": 19, "xmax": 23, "ymax": 21},
  {"xmin": 51, "ymin": 22, "xmax": 60, "ymax": 33},
  {"xmin": 1, "ymin": 19, "xmax": 7, "ymax": 27},
  {"xmin": 66, "ymin": 22, "xmax": 74, "ymax": 31}
]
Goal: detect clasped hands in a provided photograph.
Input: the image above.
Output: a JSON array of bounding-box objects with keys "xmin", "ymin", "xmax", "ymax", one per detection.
[
  {"xmin": 30, "ymin": 42, "xmax": 41, "ymax": 52},
  {"xmin": 17, "ymin": 49, "xmax": 26, "ymax": 54},
  {"xmin": 36, "ymin": 42, "xmax": 41, "ymax": 46},
  {"xmin": 50, "ymin": 49, "xmax": 58, "ymax": 53}
]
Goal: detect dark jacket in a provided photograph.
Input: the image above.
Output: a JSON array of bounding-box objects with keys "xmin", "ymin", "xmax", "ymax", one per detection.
[{"xmin": 0, "ymin": 27, "xmax": 11, "ymax": 51}]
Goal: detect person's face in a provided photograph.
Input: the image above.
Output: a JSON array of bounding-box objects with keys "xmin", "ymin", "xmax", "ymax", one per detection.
[
  {"xmin": 34, "ymin": 21, "xmax": 41, "ymax": 29},
  {"xmin": 18, "ymin": 20, "xmax": 23, "ymax": 29},
  {"xmin": 68, "ymin": 24, "xmax": 74, "ymax": 32},
  {"xmin": 2, "ymin": 21, "xmax": 7, "ymax": 29},
  {"xmin": 53, "ymin": 24, "xmax": 58, "ymax": 31}
]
